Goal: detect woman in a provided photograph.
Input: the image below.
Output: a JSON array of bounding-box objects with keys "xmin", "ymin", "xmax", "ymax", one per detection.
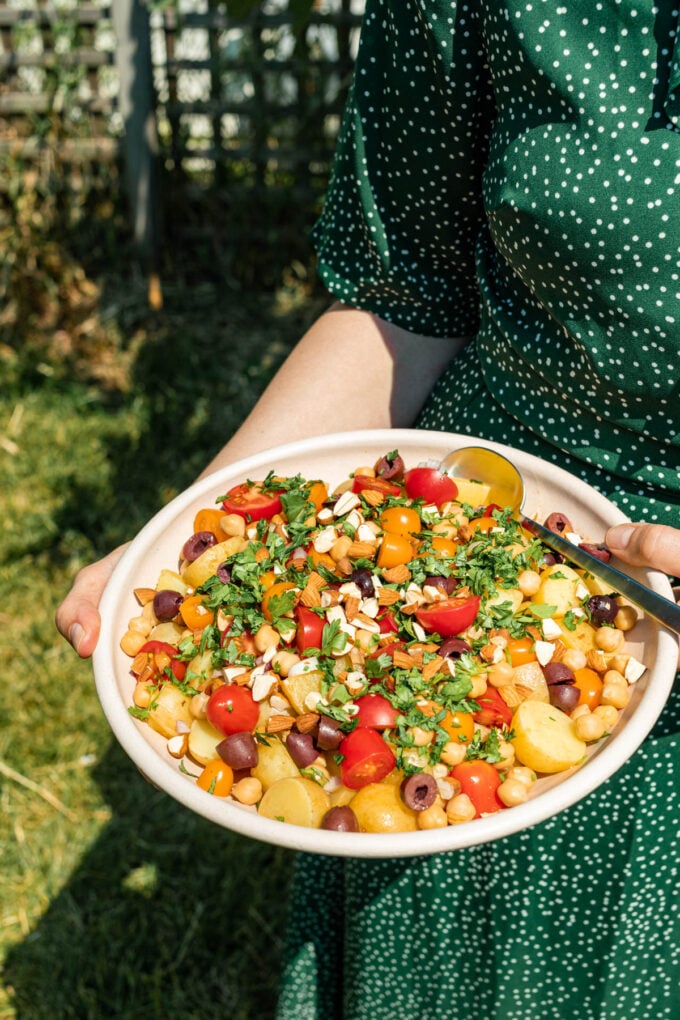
[{"xmin": 58, "ymin": 2, "xmax": 680, "ymax": 1017}]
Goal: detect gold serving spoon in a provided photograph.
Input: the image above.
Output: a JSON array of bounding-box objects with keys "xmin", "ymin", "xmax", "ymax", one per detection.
[{"xmin": 439, "ymin": 445, "xmax": 680, "ymax": 634}]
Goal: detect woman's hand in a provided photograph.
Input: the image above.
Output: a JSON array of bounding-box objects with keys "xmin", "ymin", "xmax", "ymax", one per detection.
[
  {"xmin": 606, "ymin": 523, "xmax": 680, "ymax": 578},
  {"xmin": 54, "ymin": 544, "xmax": 128, "ymax": 657}
]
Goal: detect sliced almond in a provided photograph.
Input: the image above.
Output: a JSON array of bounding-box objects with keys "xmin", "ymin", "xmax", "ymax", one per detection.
[
  {"xmin": 134, "ymin": 587, "xmax": 157, "ymax": 606},
  {"xmin": 361, "ymin": 488, "xmax": 385, "ymax": 508},
  {"xmin": 422, "ymin": 655, "xmax": 444, "ymax": 682},
  {"xmin": 299, "ymin": 585, "xmax": 322, "ymax": 608},
  {"xmin": 498, "ymin": 684, "xmax": 524, "ymax": 708},
  {"xmin": 344, "ymin": 596, "xmax": 361, "ymax": 622},
  {"xmin": 393, "ymin": 649, "xmax": 416, "ymax": 670},
  {"xmin": 382, "ymin": 564, "xmax": 411, "ymax": 584},
  {"xmin": 378, "ymin": 587, "xmax": 400, "ymax": 606},
  {"xmin": 295, "ymin": 712, "xmax": 321, "ymax": 733},
  {"xmin": 347, "ymin": 540, "xmax": 377, "ymax": 559},
  {"xmin": 265, "ymin": 715, "xmax": 295, "ymax": 733}
]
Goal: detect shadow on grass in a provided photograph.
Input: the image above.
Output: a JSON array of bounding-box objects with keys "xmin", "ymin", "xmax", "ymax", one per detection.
[{"xmin": 4, "ymin": 741, "xmax": 295, "ymax": 1020}]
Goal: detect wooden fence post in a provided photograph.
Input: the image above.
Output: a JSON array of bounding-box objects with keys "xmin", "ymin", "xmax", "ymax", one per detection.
[{"xmin": 112, "ymin": 0, "xmax": 162, "ymax": 304}]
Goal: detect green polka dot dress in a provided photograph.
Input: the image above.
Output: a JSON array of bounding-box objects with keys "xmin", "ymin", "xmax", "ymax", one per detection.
[{"xmin": 276, "ymin": 3, "xmax": 680, "ymax": 1018}]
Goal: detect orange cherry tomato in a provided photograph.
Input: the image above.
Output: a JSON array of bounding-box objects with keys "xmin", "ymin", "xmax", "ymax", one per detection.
[
  {"xmin": 377, "ymin": 532, "xmax": 414, "ymax": 569},
  {"xmin": 573, "ymin": 667, "xmax": 603, "ymax": 710},
  {"xmin": 193, "ymin": 508, "xmax": 228, "ymax": 540},
  {"xmin": 179, "ymin": 594, "xmax": 215, "ymax": 630},
  {"xmin": 507, "ymin": 635, "xmax": 537, "ymax": 666},
  {"xmin": 440, "ymin": 709, "xmax": 475, "ymax": 743},
  {"xmin": 258, "ymin": 570, "xmax": 279, "ymax": 592},
  {"xmin": 196, "ymin": 759, "xmax": 234, "ymax": 797},
  {"xmin": 427, "ymin": 535, "xmax": 458, "ymax": 559},
  {"xmin": 307, "ymin": 548, "xmax": 337, "ymax": 571},
  {"xmin": 261, "ymin": 580, "xmax": 297, "ymax": 621},
  {"xmin": 467, "ymin": 516, "xmax": 500, "ymax": 535},
  {"xmin": 379, "ymin": 506, "xmax": 421, "ymax": 538},
  {"xmin": 306, "ymin": 480, "xmax": 329, "ymax": 510}
]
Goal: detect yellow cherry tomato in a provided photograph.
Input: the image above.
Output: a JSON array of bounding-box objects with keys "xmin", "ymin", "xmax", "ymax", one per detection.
[
  {"xmin": 179, "ymin": 594, "xmax": 215, "ymax": 630},
  {"xmin": 379, "ymin": 506, "xmax": 422, "ymax": 538},
  {"xmin": 196, "ymin": 759, "xmax": 234, "ymax": 797},
  {"xmin": 261, "ymin": 581, "xmax": 297, "ymax": 621},
  {"xmin": 377, "ymin": 532, "xmax": 414, "ymax": 569}
]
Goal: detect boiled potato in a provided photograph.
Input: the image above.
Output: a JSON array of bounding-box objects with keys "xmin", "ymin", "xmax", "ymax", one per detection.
[
  {"xmin": 181, "ymin": 537, "xmax": 248, "ymax": 588},
  {"xmin": 486, "ymin": 588, "xmax": 524, "ymax": 614},
  {"xmin": 187, "ymin": 717, "xmax": 224, "ymax": 765},
  {"xmin": 147, "ymin": 621, "xmax": 185, "ymax": 645},
  {"xmin": 156, "ymin": 568, "xmax": 188, "ymax": 595},
  {"xmin": 535, "ymin": 563, "xmax": 581, "ymax": 617},
  {"xmin": 258, "ymin": 776, "xmax": 330, "ymax": 827},
  {"xmin": 350, "ymin": 781, "xmax": 418, "ymax": 833},
  {"xmin": 557, "ymin": 619, "xmax": 597, "ymax": 654},
  {"xmin": 329, "ymin": 784, "xmax": 356, "ymax": 808},
  {"xmin": 147, "ymin": 684, "xmax": 193, "ymax": 739},
  {"xmin": 281, "ymin": 669, "xmax": 324, "ymax": 715},
  {"xmin": 251, "ymin": 737, "xmax": 300, "ymax": 790},
  {"xmin": 511, "ymin": 700, "xmax": 587, "ymax": 774}
]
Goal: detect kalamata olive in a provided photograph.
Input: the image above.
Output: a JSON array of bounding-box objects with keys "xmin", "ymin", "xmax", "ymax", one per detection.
[
  {"xmin": 549, "ymin": 683, "xmax": 580, "ymax": 713},
  {"xmin": 321, "ymin": 806, "xmax": 360, "ymax": 832},
  {"xmin": 401, "ymin": 772, "xmax": 438, "ymax": 811},
  {"xmin": 542, "ymin": 552, "xmax": 564, "ymax": 566},
  {"xmin": 285, "ymin": 731, "xmax": 319, "ymax": 768},
  {"xmin": 350, "ymin": 568, "xmax": 375, "ymax": 598},
  {"xmin": 182, "ymin": 530, "xmax": 217, "ymax": 563},
  {"xmin": 316, "ymin": 715, "xmax": 344, "ymax": 751},
  {"xmin": 542, "ymin": 661, "xmax": 576, "ymax": 686},
  {"xmin": 152, "ymin": 588, "xmax": 184, "ymax": 621},
  {"xmin": 544, "ymin": 512, "xmax": 573, "ymax": 536},
  {"xmin": 439, "ymin": 637, "xmax": 471, "ymax": 659},
  {"xmin": 423, "ymin": 575, "xmax": 456, "ymax": 595},
  {"xmin": 375, "ymin": 452, "xmax": 405, "ymax": 482},
  {"xmin": 587, "ymin": 594, "xmax": 618, "ymax": 624},
  {"xmin": 580, "ymin": 542, "xmax": 612, "ymax": 563},
  {"xmin": 216, "ymin": 561, "xmax": 232, "ymax": 584},
  {"xmin": 217, "ymin": 731, "xmax": 259, "ymax": 770}
]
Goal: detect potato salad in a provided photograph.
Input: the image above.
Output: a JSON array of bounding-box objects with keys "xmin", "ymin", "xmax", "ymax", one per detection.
[{"xmin": 120, "ymin": 452, "xmax": 646, "ymax": 833}]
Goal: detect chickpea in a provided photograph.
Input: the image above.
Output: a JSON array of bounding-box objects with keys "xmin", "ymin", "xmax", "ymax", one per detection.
[
  {"xmin": 469, "ymin": 675, "xmax": 488, "ymax": 699},
  {"xmin": 601, "ymin": 681, "xmax": 631, "ymax": 710},
  {"xmin": 330, "ymin": 535, "xmax": 353, "ymax": 562},
  {"xmin": 133, "ymin": 682, "xmax": 152, "ymax": 709},
  {"xmin": 354, "ymin": 629, "xmax": 380, "ymax": 653},
  {"xmin": 432, "ymin": 520, "xmax": 457, "ymax": 540},
  {"xmin": 128, "ymin": 614, "xmax": 153, "ymax": 636},
  {"xmin": 614, "ymin": 604, "xmax": 638, "ymax": 632},
  {"xmin": 505, "ymin": 766, "xmax": 536, "ymax": 789},
  {"xmin": 498, "ymin": 778, "xmax": 529, "ymax": 807},
  {"xmin": 570, "ymin": 703, "xmax": 591, "ymax": 721},
  {"xmin": 410, "ymin": 726, "xmax": 434, "ymax": 747},
  {"xmin": 487, "ymin": 659, "xmax": 514, "ymax": 688},
  {"xmin": 354, "ymin": 465, "xmax": 376, "ymax": 478},
  {"xmin": 190, "ymin": 692, "xmax": 209, "ymax": 719},
  {"xmin": 254, "ymin": 623, "xmax": 280, "ymax": 653},
  {"xmin": 608, "ymin": 653, "xmax": 630, "ymax": 674},
  {"xmin": 593, "ymin": 704, "xmax": 620, "ymax": 730},
  {"xmin": 440, "ymin": 740, "xmax": 467, "ymax": 767},
  {"xmin": 446, "ymin": 793, "xmax": 476, "ymax": 824},
  {"xmin": 491, "ymin": 738, "xmax": 515, "ymax": 771},
  {"xmin": 220, "ymin": 513, "xmax": 246, "ymax": 537},
  {"xmin": 594, "ymin": 627, "xmax": 625, "ymax": 653},
  {"xmin": 232, "ymin": 777, "xmax": 263, "ymax": 805},
  {"xmin": 120, "ymin": 629, "xmax": 149, "ymax": 656},
  {"xmin": 517, "ymin": 569, "xmax": 541, "ymax": 597},
  {"xmin": 604, "ymin": 668, "xmax": 626, "ymax": 686},
  {"xmin": 562, "ymin": 648, "xmax": 587, "ymax": 671},
  {"xmin": 417, "ymin": 798, "xmax": 448, "ymax": 830},
  {"xmin": 270, "ymin": 650, "xmax": 301, "ymax": 677},
  {"xmin": 574, "ymin": 713, "xmax": 606, "ymax": 743}
]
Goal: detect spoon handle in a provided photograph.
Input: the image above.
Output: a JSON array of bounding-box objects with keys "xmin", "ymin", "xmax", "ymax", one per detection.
[{"xmin": 521, "ymin": 517, "xmax": 680, "ymax": 635}]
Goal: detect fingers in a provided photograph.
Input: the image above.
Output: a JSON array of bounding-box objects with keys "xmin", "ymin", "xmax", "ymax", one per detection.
[
  {"xmin": 55, "ymin": 544, "xmax": 128, "ymax": 658},
  {"xmin": 605, "ymin": 523, "xmax": 680, "ymax": 577}
]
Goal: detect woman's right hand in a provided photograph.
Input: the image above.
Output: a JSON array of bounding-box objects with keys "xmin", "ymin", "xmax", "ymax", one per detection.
[
  {"xmin": 55, "ymin": 544, "xmax": 129, "ymax": 658},
  {"xmin": 606, "ymin": 523, "xmax": 680, "ymax": 578}
]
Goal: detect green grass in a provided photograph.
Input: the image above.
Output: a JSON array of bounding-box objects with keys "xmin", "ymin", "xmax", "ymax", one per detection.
[{"xmin": 0, "ymin": 272, "xmax": 326, "ymax": 1019}]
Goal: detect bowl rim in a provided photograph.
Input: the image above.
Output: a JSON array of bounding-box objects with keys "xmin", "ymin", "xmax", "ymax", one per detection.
[{"xmin": 93, "ymin": 428, "xmax": 679, "ymax": 857}]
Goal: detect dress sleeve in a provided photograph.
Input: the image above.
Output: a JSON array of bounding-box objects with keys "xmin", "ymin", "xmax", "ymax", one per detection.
[{"xmin": 312, "ymin": 0, "xmax": 495, "ymax": 338}]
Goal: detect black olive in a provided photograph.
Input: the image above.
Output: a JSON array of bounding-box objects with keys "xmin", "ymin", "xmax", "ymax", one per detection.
[
  {"xmin": 321, "ymin": 806, "xmax": 360, "ymax": 832},
  {"xmin": 401, "ymin": 772, "xmax": 438, "ymax": 811}
]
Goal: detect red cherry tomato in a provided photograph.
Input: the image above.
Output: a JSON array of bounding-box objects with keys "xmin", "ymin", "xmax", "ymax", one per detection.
[
  {"xmin": 403, "ymin": 467, "xmax": 458, "ymax": 506},
  {"xmin": 483, "ymin": 503, "xmax": 503, "ymax": 517},
  {"xmin": 339, "ymin": 728, "xmax": 396, "ymax": 789},
  {"xmin": 473, "ymin": 686, "xmax": 513, "ymax": 729},
  {"xmin": 137, "ymin": 640, "xmax": 187, "ymax": 682},
  {"xmin": 221, "ymin": 482, "xmax": 282, "ymax": 521},
  {"xmin": 354, "ymin": 693, "xmax": 401, "ymax": 730},
  {"xmin": 351, "ymin": 475, "xmax": 402, "ymax": 498},
  {"xmin": 450, "ymin": 760, "xmax": 504, "ymax": 817},
  {"xmin": 295, "ymin": 606, "xmax": 325, "ymax": 654},
  {"xmin": 414, "ymin": 594, "xmax": 481, "ymax": 637},
  {"xmin": 377, "ymin": 610, "xmax": 399, "ymax": 635},
  {"xmin": 206, "ymin": 685, "xmax": 259, "ymax": 736}
]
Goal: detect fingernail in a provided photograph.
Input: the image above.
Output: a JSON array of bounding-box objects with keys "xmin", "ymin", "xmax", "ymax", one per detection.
[
  {"xmin": 606, "ymin": 524, "xmax": 635, "ymax": 552},
  {"xmin": 69, "ymin": 623, "xmax": 84, "ymax": 653}
]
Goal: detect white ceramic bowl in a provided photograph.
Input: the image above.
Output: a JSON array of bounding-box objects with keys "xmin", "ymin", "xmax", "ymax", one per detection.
[{"xmin": 93, "ymin": 429, "xmax": 678, "ymax": 857}]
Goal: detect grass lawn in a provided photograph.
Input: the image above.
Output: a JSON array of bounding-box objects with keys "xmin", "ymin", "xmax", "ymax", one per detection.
[{"xmin": 0, "ymin": 272, "xmax": 327, "ymax": 1019}]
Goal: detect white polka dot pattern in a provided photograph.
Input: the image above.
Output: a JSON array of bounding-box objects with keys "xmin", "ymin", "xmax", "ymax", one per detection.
[{"xmin": 276, "ymin": 3, "xmax": 680, "ymax": 1017}]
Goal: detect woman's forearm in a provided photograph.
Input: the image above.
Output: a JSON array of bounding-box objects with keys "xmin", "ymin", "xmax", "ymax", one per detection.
[{"xmin": 198, "ymin": 302, "xmax": 468, "ymax": 478}]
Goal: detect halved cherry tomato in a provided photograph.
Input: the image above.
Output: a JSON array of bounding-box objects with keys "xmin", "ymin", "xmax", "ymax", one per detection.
[
  {"xmin": 137, "ymin": 640, "xmax": 187, "ymax": 682},
  {"xmin": 415, "ymin": 594, "xmax": 481, "ymax": 637},
  {"xmin": 472, "ymin": 686, "xmax": 512, "ymax": 729},
  {"xmin": 196, "ymin": 759, "xmax": 234, "ymax": 797},
  {"xmin": 483, "ymin": 503, "xmax": 503, "ymax": 517},
  {"xmin": 440, "ymin": 708, "xmax": 476, "ymax": 743},
  {"xmin": 377, "ymin": 610, "xmax": 399, "ymax": 635},
  {"xmin": 352, "ymin": 475, "xmax": 402, "ymax": 498},
  {"xmin": 450, "ymin": 760, "xmax": 504, "ymax": 816},
  {"xmin": 403, "ymin": 467, "xmax": 458, "ymax": 506},
  {"xmin": 221, "ymin": 482, "xmax": 282, "ymax": 521},
  {"xmin": 573, "ymin": 666, "xmax": 603, "ymax": 710},
  {"xmin": 306, "ymin": 480, "xmax": 329, "ymax": 510},
  {"xmin": 206, "ymin": 685, "xmax": 259, "ymax": 736},
  {"xmin": 467, "ymin": 515, "xmax": 500, "ymax": 535},
  {"xmin": 261, "ymin": 581, "xmax": 297, "ymax": 622},
  {"xmin": 354, "ymin": 693, "xmax": 401, "ymax": 730},
  {"xmin": 179, "ymin": 594, "xmax": 215, "ymax": 630},
  {"xmin": 379, "ymin": 506, "xmax": 421, "ymax": 538},
  {"xmin": 507, "ymin": 635, "xmax": 537, "ymax": 667},
  {"xmin": 193, "ymin": 507, "xmax": 228, "ymax": 540},
  {"xmin": 339, "ymin": 728, "xmax": 396, "ymax": 789},
  {"xmin": 295, "ymin": 606, "xmax": 325, "ymax": 654},
  {"xmin": 377, "ymin": 532, "xmax": 414, "ymax": 569}
]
